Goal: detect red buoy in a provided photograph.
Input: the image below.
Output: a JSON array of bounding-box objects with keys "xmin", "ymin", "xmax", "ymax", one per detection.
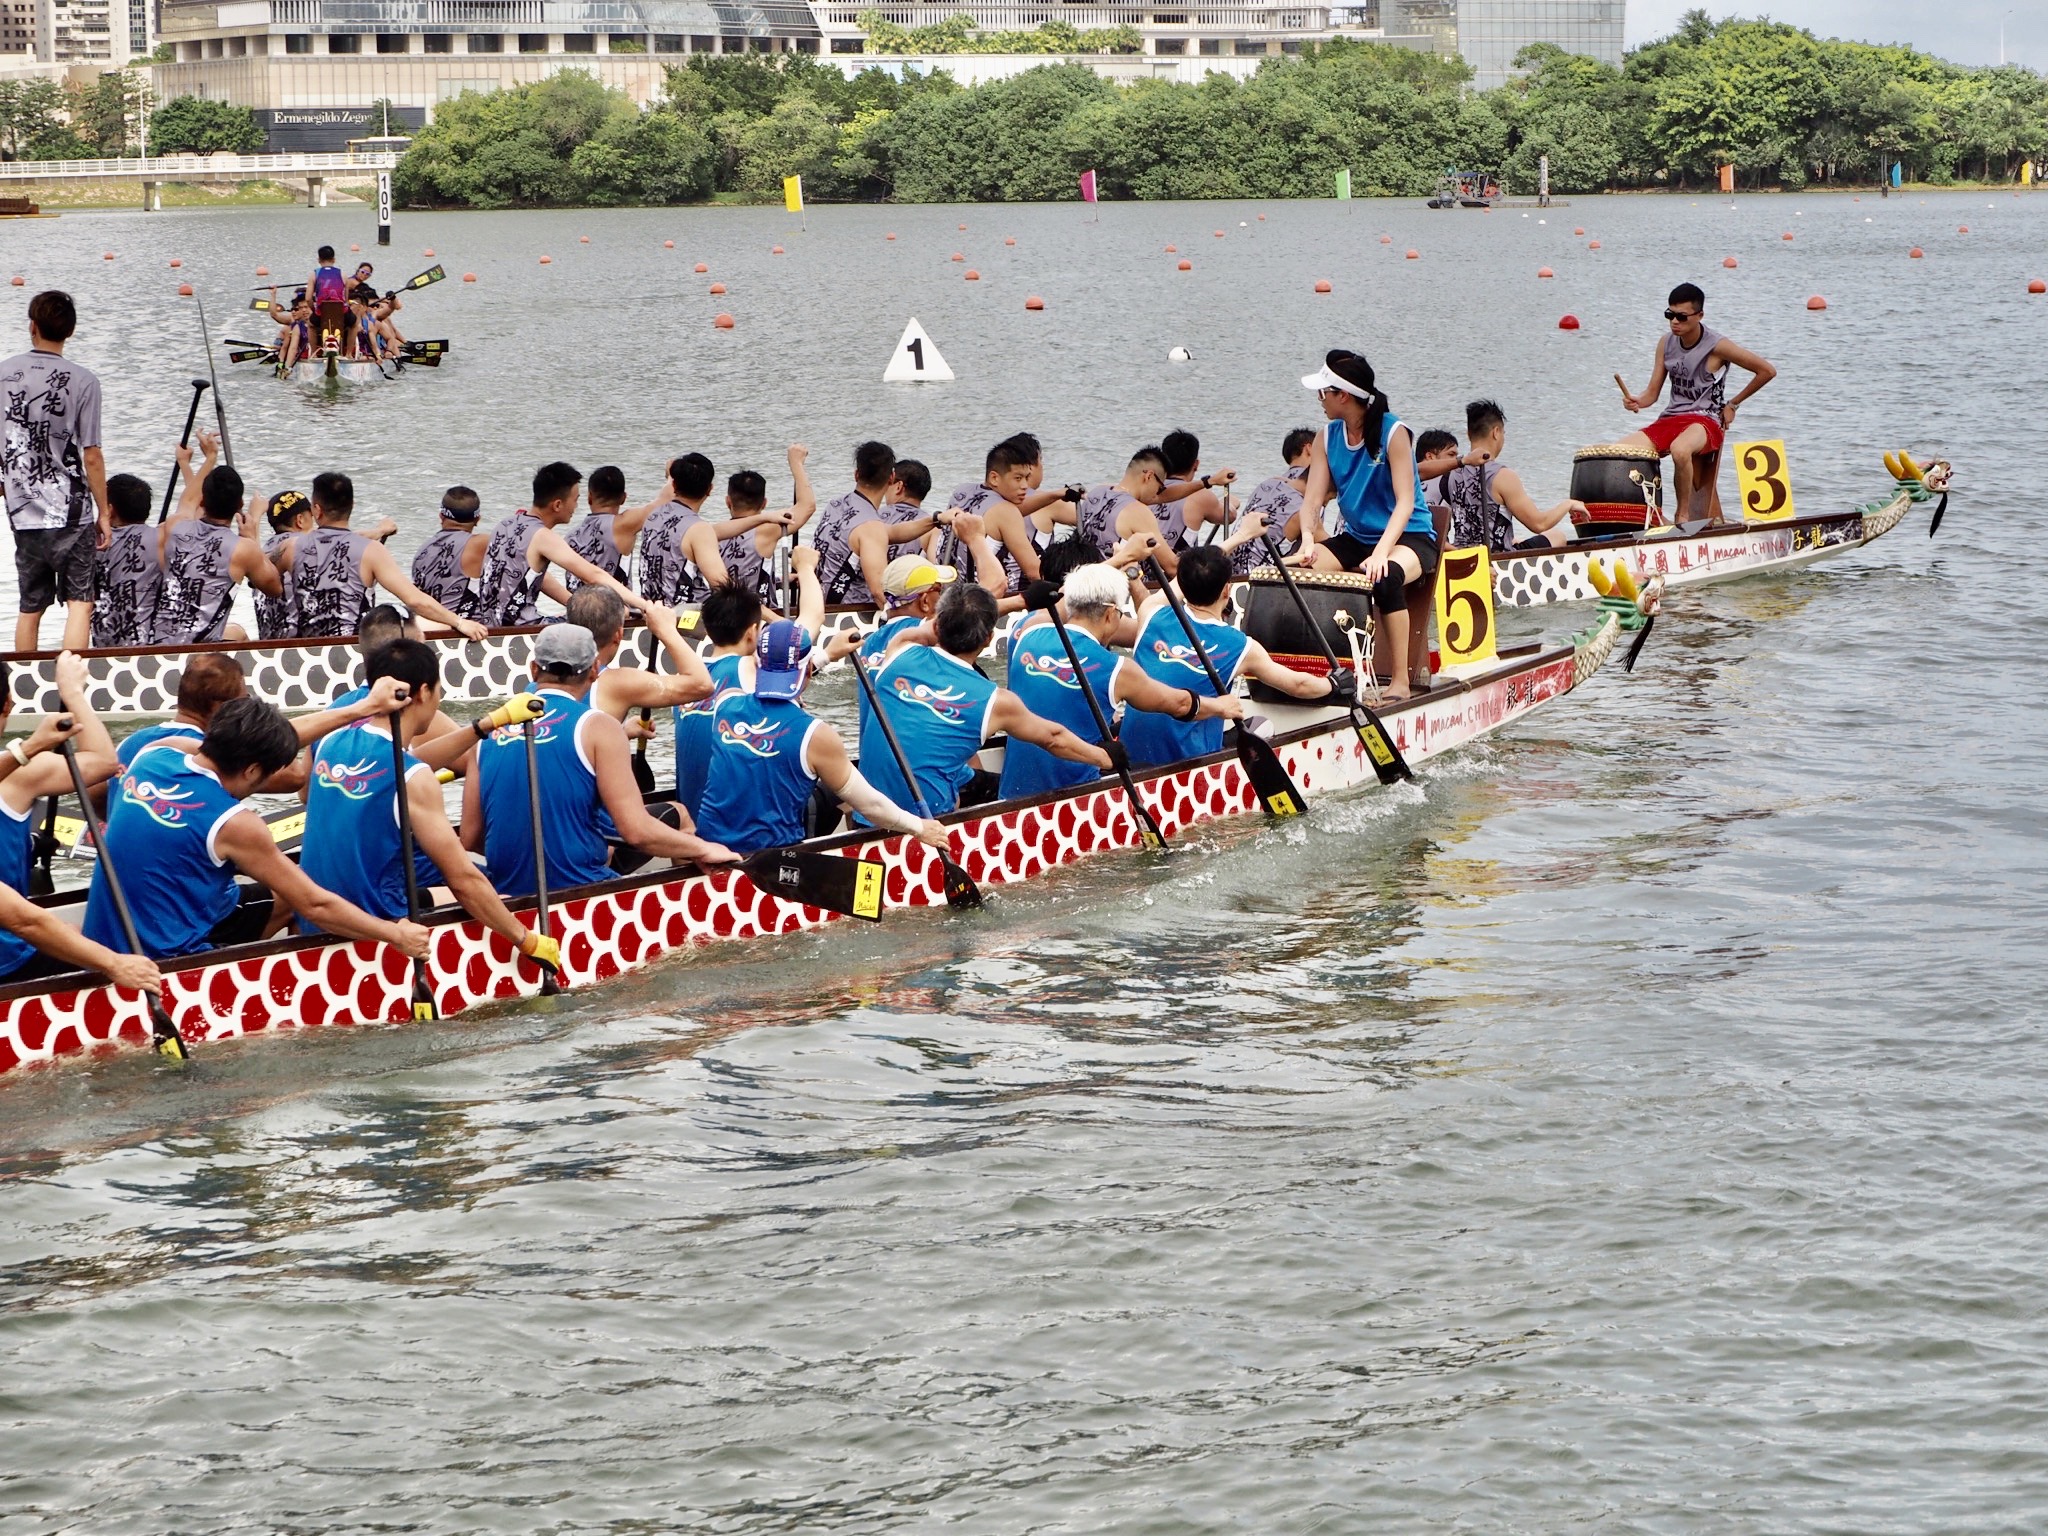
[
  {"xmin": 1537, "ymin": 267, "xmax": 1554, "ymax": 278},
  {"xmin": 168, "ymin": 259, "xmax": 182, "ymax": 268},
  {"xmin": 664, "ymin": 240, "xmax": 674, "ymax": 249},
  {"xmin": 1587, "ymin": 240, "xmax": 1601, "ymax": 250},
  {"xmin": 539, "ymin": 255, "xmax": 552, "ymax": 264},
  {"xmin": 579, "ymin": 235, "xmax": 590, "ymax": 244},
  {"xmin": 958, "ymin": 223, "xmax": 967, "ymax": 231},
  {"xmin": 1909, "ymin": 247, "xmax": 1924, "ymax": 259},
  {"xmin": 1723, "ymin": 256, "xmax": 1738, "ymax": 269},
  {"xmin": 1806, "ymin": 295, "xmax": 1827, "ymax": 310},
  {"xmin": 176, "ymin": 282, "xmax": 193, "ymax": 297},
  {"xmin": 1314, "ymin": 279, "xmax": 1332, "ymax": 293},
  {"xmin": 255, "ymin": 265, "xmax": 269, "ymax": 276},
  {"xmin": 1004, "ymin": 237, "xmax": 1016, "ymax": 246},
  {"xmin": 1025, "ymin": 295, "xmax": 1045, "ymax": 310},
  {"xmin": 950, "ymin": 252, "xmax": 963, "ymax": 262},
  {"xmin": 709, "ymin": 282, "xmax": 726, "ymax": 294},
  {"xmin": 1558, "ymin": 314, "xmax": 1580, "ymax": 330},
  {"xmin": 423, "ymin": 248, "xmax": 435, "ymax": 257},
  {"xmin": 1959, "ymin": 225, "xmax": 1970, "ymax": 233},
  {"xmin": 462, "ymin": 272, "xmax": 476, "ymax": 283},
  {"xmin": 694, "ymin": 262, "xmax": 708, "ymax": 273},
  {"xmin": 1380, "ymin": 235, "xmax": 1392, "ymax": 245},
  {"xmin": 2030, "ymin": 279, "xmax": 2046, "ymax": 294},
  {"xmin": 1213, "ymin": 229, "xmax": 1224, "ymax": 238},
  {"xmin": 964, "ymin": 269, "xmax": 980, "ymax": 281},
  {"xmin": 771, "ymin": 245, "xmax": 784, "ymax": 255},
  {"xmin": 350, "ymin": 243, "xmax": 360, "ymax": 252},
  {"xmin": 713, "ymin": 312, "xmax": 734, "ymax": 328},
  {"xmin": 1177, "ymin": 259, "xmax": 1192, "ymax": 271},
  {"xmin": 886, "ymin": 233, "xmax": 896, "ymax": 241},
  {"xmin": 102, "ymin": 252, "xmax": 114, "ymax": 261},
  {"xmin": 8, "ymin": 277, "xmax": 21, "ymax": 287},
  {"xmin": 1405, "ymin": 249, "xmax": 1420, "ymax": 260},
  {"xmin": 1782, "ymin": 232, "xmax": 1794, "ymax": 241},
  {"xmin": 1573, "ymin": 226, "xmax": 1585, "ymax": 235},
  {"xmin": 1164, "ymin": 244, "xmax": 1177, "ymax": 253}
]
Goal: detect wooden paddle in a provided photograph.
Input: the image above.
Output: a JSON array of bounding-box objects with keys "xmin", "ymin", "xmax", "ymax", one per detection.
[
  {"xmin": 520, "ymin": 713, "xmax": 561, "ymax": 996},
  {"xmin": 844, "ymin": 633, "xmax": 981, "ymax": 909},
  {"xmin": 387, "ymin": 706, "xmax": 437, "ymax": 1022},
  {"xmin": 1022, "ymin": 579, "xmax": 1168, "ymax": 852},
  {"xmin": 1145, "ymin": 559, "xmax": 1303, "ymax": 818},
  {"xmin": 1258, "ymin": 533, "xmax": 1411, "ymax": 785},
  {"xmin": 739, "ymin": 846, "xmax": 887, "ymax": 922},
  {"xmin": 157, "ymin": 378, "xmax": 208, "ymax": 523},
  {"xmin": 58, "ymin": 733, "xmax": 187, "ymax": 1061}
]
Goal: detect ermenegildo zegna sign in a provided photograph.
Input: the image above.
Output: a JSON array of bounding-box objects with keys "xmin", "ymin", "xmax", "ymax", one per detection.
[{"xmin": 257, "ymin": 105, "xmax": 425, "ymax": 152}]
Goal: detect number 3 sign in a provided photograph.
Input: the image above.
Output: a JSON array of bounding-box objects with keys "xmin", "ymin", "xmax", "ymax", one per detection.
[
  {"xmin": 1734, "ymin": 439, "xmax": 1796, "ymax": 524},
  {"xmin": 1434, "ymin": 547, "xmax": 1497, "ymax": 669}
]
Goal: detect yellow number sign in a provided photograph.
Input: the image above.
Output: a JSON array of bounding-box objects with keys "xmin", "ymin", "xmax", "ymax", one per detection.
[
  {"xmin": 1734, "ymin": 439, "xmax": 1796, "ymax": 524},
  {"xmin": 1434, "ymin": 546, "xmax": 1497, "ymax": 669},
  {"xmin": 853, "ymin": 860, "xmax": 885, "ymax": 920}
]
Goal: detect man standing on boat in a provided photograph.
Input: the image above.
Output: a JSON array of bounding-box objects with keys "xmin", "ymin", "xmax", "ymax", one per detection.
[
  {"xmin": 2, "ymin": 290, "xmax": 109, "ymax": 653},
  {"xmin": 1617, "ymin": 283, "xmax": 1777, "ymax": 527},
  {"xmin": 287, "ymin": 471, "xmax": 488, "ymax": 642},
  {"xmin": 306, "ymin": 245, "xmax": 350, "ymax": 359},
  {"xmin": 476, "ymin": 463, "xmax": 651, "ymax": 629}
]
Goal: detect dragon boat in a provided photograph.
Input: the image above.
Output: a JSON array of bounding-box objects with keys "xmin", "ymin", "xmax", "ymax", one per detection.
[{"xmin": 0, "ymin": 612, "xmax": 1626, "ymax": 1077}]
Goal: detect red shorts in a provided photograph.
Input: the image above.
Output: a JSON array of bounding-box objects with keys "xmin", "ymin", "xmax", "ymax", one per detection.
[{"xmin": 1639, "ymin": 413, "xmax": 1725, "ymax": 455}]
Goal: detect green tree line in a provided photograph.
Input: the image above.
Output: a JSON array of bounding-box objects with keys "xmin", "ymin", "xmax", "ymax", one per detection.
[
  {"xmin": 0, "ymin": 77, "xmax": 262, "ymax": 159},
  {"xmin": 375, "ymin": 7, "xmax": 2048, "ymax": 208}
]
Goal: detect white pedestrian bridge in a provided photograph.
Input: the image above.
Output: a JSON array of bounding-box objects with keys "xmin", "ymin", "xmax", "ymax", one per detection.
[{"xmin": 0, "ymin": 151, "xmax": 400, "ymax": 208}]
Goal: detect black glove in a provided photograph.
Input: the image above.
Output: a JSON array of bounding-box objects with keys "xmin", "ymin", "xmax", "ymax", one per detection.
[
  {"xmin": 1325, "ymin": 669, "xmax": 1358, "ymax": 705},
  {"xmin": 1103, "ymin": 740, "xmax": 1131, "ymax": 776},
  {"xmin": 1022, "ymin": 579, "xmax": 1061, "ymax": 613},
  {"xmin": 1062, "ymin": 483, "xmax": 1087, "ymax": 503}
]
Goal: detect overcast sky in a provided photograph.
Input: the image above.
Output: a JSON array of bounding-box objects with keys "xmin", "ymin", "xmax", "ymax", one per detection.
[{"xmin": 1625, "ymin": 1, "xmax": 2045, "ymax": 69}]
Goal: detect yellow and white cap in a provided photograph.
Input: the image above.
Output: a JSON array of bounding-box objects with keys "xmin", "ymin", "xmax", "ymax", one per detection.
[{"xmin": 883, "ymin": 554, "xmax": 958, "ymax": 603}]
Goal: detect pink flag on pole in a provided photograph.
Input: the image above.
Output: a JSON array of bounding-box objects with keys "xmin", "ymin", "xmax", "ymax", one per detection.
[{"xmin": 1080, "ymin": 169, "xmax": 1098, "ymax": 204}]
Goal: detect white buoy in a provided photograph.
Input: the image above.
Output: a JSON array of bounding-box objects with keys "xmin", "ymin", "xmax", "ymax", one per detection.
[
  {"xmin": 884, "ymin": 317, "xmax": 952, "ymax": 383},
  {"xmin": 1167, "ymin": 345, "xmax": 1194, "ymax": 363}
]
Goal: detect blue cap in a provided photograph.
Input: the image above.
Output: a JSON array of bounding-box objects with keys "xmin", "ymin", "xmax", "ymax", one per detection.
[{"xmin": 754, "ymin": 619, "xmax": 813, "ymax": 701}]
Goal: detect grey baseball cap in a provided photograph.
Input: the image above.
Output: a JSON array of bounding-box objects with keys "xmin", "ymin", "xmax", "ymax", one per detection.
[{"xmin": 533, "ymin": 622, "xmax": 599, "ymax": 673}]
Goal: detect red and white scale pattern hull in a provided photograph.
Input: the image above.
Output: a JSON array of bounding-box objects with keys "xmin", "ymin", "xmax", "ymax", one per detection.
[{"xmin": 0, "ymin": 620, "xmax": 1617, "ymax": 1077}]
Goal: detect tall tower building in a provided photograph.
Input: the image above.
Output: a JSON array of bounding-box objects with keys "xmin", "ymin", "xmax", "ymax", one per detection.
[{"xmin": 1456, "ymin": 0, "xmax": 1622, "ymax": 89}]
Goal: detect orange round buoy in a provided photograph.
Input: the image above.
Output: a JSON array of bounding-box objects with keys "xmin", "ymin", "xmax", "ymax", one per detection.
[
  {"xmin": 1909, "ymin": 247, "xmax": 1924, "ymax": 258},
  {"xmin": 964, "ymin": 269, "xmax": 980, "ymax": 281},
  {"xmin": 176, "ymin": 282, "xmax": 193, "ymax": 297},
  {"xmin": 579, "ymin": 235, "xmax": 590, "ymax": 244},
  {"xmin": 2030, "ymin": 279, "xmax": 2047, "ymax": 294},
  {"xmin": 1959, "ymin": 225, "xmax": 1969, "ymax": 233},
  {"xmin": 169, "ymin": 259, "xmax": 182, "ymax": 268},
  {"xmin": 950, "ymin": 252, "xmax": 963, "ymax": 262},
  {"xmin": 102, "ymin": 252, "xmax": 114, "ymax": 261},
  {"xmin": 8, "ymin": 277, "xmax": 21, "ymax": 287},
  {"xmin": 1405, "ymin": 249, "xmax": 1419, "ymax": 260},
  {"xmin": 694, "ymin": 262, "xmax": 708, "ymax": 273},
  {"xmin": 1314, "ymin": 279, "xmax": 1332, "ymax": 293},
  {"xmin": 1781, "ymin": 232, "xmax": 1794, "ymax": 241},
  {"xmin": 1257, "ymin": 214, "xmax": 1266, "ymax": 221},
  {"xmin": 958, "ymin": 223, "xmax": 967, "ymax": 231},
  {"xmin": 713, "ymin": 312, "xmax": 734, "ymax": 329},
  {"xmin": 1379, "ymin": 235, "xmax": 1391, "ymax": 245},
  {"xmin": 462, "ymin": 272, "xmax": 476, "ymax": 283},
  {"xmin": 256, "ymin": 265, "xmax": 269, "ymax": 276},
  {"xmin": 1558, "ymin": 314, "xmax": 1580, "ymax": 330},
  {"xmin": 709, "ymin": 282, "xmax": 726, "ymax": 294},
  {"xmin": 539, "ymin": 255, "xmax": 552, "ymax": 264},
  {"xmin": 886, "ymin": 233, "xmax": 896, "ymax": 241},
  {"xmin": 1004, "ymin": 237, "xmax": 1016, "ymax": 246},
  {"xmin": 1588, "ymin": 240, "xmax": 1601, "ymax": 250},
  {"xmin": 1537, "ymin": 267, "xmax": 1554, "ymax": 278},
  {"xmin": 664, "ymin": 240, "xmax": 674, "ymax": 249},
  {"xmin": 1177, "ymin": 259, "xmax": 1192, "ymax": 271},
  {"xmin": 1806, "ymin": 295, "xmax": 1827, "ymax": 310},
  {"xmin": 1723, "ymin": 256, "xmax": 1739, "ymax": 269},
  {"xmin": 1025, "ymin": 295, "xmax": 1045, "ymax": 310},
  {"xmin": 424, "ymin": 248, "xmax": 435, "ymax": 257},
  {"xmin": 350, "ymin": 243, "xmax": 360, "ymax": 252},
  {"xmin": 771, "ymin": 245, "xmax": 783, "ymax": 255},
  {"xmin": 1164, "ymin": 244, "xmax": 1177, "ymax": 253},
  {"xmin": 1573, "ymin": 226, "xmax": 1585, "ymax": 235},
  {"xmin": 1213, "ymin": 229, "xmax": 1224, "ymax": 238}
]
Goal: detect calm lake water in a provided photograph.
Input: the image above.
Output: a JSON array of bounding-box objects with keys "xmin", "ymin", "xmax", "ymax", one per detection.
[{"xmin": 2, "ymin": 190, "xmax": 2045, "ymax": 1533}]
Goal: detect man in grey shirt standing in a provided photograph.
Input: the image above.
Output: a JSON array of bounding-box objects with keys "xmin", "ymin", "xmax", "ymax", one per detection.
[{"xmin": 1, "ymin": 290, "xmax": 110, "ymax": 653}]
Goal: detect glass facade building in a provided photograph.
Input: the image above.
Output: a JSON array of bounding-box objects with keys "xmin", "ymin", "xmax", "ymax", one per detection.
[{"xmin": 1454, "ymin": 0, "xmax": 1621, "ymax": 89}]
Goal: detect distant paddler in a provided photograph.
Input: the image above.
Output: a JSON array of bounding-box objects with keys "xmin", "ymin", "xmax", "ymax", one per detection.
[
  {"xmin": 1289, "ymin": 349, "xmax": 1440, "ymax": 703},
  {"xmin": 299, "ymin": 638, "xmax": 559, "ymax": 978},
  {"xmin": 461, "ymin": 623, "xmax": 740, "ymax": 899},
  {"xmin": 1615, "ymin": 282, "xmax": 1776, "ymax": 527},
  {"xmin": 476, "ymin": 462, "xmax": 657, "ymax": 629},
  {"xmin": 281, "ymin": 471, "xmax": 488, "ymax": 642}
]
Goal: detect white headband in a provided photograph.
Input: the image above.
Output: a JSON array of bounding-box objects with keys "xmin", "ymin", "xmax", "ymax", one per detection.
[{"xmin": 1301, "ymin": 363, "xmax": 1373, "ymax": 400}]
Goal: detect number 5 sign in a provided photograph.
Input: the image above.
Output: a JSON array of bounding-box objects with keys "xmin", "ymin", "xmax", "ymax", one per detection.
[
  {"xmin": 1434, "ymin": 546, "xmax": 1497, "ymax": 670},
  {"xmin": 1734, "ymin": 439, "xmax": 1796, "ymax": 523}
]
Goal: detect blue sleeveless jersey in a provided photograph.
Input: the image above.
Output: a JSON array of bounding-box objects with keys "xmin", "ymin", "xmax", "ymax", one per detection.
[
  {"xmin": 1119, "ymin": 604, "xmax": 1248, "ymax": 767},
  {"xmin": 477, "ymin": 688, "xmax": 612, "ymax": 899},
  {"xmin": 1326, "ymin": 414, "xmax": 1433, "ymax": 545},
  {"xmin": 674, "ymin": 652, "xmax": 748, "ymax": 820},
  {"xmin": 855, "ymin": 613, "xmax": 922, "ymax": 740},
  {"xmin": 116, "ymin": 720, "xmax": 203, "ymax": 771},
  {"xmin": 998, "ymin": 620, "xmax": 1123, "ymax": 799},
  {"xmin": 82, "ymin": 746, "xmax": 245, "ymax": 958},
  {"xmin": 0, "ymin": 793, "xmax": 36, "ymax": 975},
  {"xmin": 693, "ymin": 692, "xmax": 821, "ymax": 856},
  {"xmin": 299, "ymin": 720, "xmax": 431, "ymax": 930},
  {"xmin": 859, "ymin": 644, "xmax": 999, "ymax": 817}
]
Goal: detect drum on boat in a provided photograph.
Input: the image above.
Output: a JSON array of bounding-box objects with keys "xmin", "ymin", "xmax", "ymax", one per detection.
[
  {"xmin": 1238, "ymin": 567, "xmax": 1376, "ymax": 703},
  {"xmin": 1569, "ymin": 445, "xmax": 1665, "ymax": 538}
]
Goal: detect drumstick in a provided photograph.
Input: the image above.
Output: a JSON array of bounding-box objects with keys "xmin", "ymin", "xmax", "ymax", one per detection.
[{"xmin": 1612, "ymin": 372, "xmax": 1631, "ymax": 400}]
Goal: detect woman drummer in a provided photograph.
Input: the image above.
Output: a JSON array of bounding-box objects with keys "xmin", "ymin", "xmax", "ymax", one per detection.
[{"xmin": 1291, "ymin": 349, "xmax": 1439, "ymax": 700}]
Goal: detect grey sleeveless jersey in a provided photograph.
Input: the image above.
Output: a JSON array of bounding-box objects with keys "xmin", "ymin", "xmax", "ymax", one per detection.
[
  {"xmin": 152, "ymin": 520, "xmax": 239, "ymax": 644},
  {"xmin": 478, "ymin": 511, "xmax": 546, "ymax": 627},
  {"xmin": 637, "ymin": 499, "xmax": 699, "ymax": 607},
  {"xmin": 93, "ymin": 522, "xmax": 162, "ymax": 648},
  {"xmin": 563, "ymin": 512, "xmax": 622, "ymax": 591},
  {"xmin": 1432, "ymin": 461, "xmax": 1512, "ymax": 553},
  {"xmin": 813, "ymin": 490, "xmax": 885, "ymax": 606},
  {"xmin": 253, "ymin": 532, "xmax": 297, "ymax": 639},
  {"xmin": 1229, "ymin": 471, "xmax": 1307, "ymax": 577},
  {"xmin": 411, "ymin": 527, "xmax": 479, "ymax": 620},
  {"xmin": 1075, "ymin": 485, "xmax": 1125, "ymax": 556},
  {"xmin": 292, "ymin": 526, "xmax": 372, "ymax": 638},
  {"xmin": 1152, "ymin": 479, "xmax": 1193, "ymax": 552},
  {"xmin": 710, "ymin": 522, "xmax": 764, "ymax": 601},
  {"xmin": 1660, "ymin": 324, "xmax": 1728, "ymax": 419}
]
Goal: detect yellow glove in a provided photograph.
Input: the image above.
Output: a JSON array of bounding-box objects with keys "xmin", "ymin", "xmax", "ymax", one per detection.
[
  {"xmin": 474, "ymin": 693, "xmax": 547, "ymax": 737},
  {"xmin": 519, "ymin": 929, "xmax": 561, "ymax": 974}
]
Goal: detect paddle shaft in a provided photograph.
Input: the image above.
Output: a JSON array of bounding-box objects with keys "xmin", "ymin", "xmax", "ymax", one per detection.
[
  {"xmin": 59, "ymin": 737, "xmax": 185, "ymax": 1056},
  {"xmin": 844, "ymin": 632, "xmax": 981, "ymax": 908},
  {"xmin": 1037, "ymin": 602, "xmax": 1168, "ymax": 851},
  {"xmin": 631, "ymin": 629, "xmax": 656, "ymax": 793},
  {"xmin": 1260, "ymin": 531, "xmax": 1349, "ymax": 677},
  {"xmin": 388, "ymin": 707, "xmax": 436, "ymax": 1017},
  {"xmin": 1145, "ymin": 560, "xmax": 1231, "ymax": 697},
  {"xmin": 193, "ymin": 293, "xmax": 233, "ymax": 467},
  {"xmin": 521, "ymin": 715, "xmax": 559, "ymax": 995},
  {"xmin": 157, "ymin": 378, "xmax": 209, "ymax": 523}
]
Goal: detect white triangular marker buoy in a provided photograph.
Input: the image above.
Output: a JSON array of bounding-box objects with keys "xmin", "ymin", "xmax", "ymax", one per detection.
[{"xmin": 884, "ymin": 317, "xmax": 952, "ymax": 383}]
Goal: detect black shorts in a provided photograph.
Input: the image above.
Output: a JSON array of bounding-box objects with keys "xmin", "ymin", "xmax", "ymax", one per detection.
[
  {"xmin": 13, "ymin": 525, "xmax": 97, "ymax": 613},
  {"xmin": 1324, "ymin": 530, "xmax": 1440, "ymax": 582}
]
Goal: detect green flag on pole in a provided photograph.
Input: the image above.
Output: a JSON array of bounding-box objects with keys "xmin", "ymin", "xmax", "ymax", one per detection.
[{"xmin": 1336, "ymin": 168, "xmax": 1352, "ymax": 201}]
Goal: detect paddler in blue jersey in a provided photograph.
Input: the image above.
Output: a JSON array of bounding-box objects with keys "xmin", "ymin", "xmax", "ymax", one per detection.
[
  {"xmin": 860, "ymin": 580, "xmax": 1110, "ymax": 815},
  {"xmin": 818, "ymin": 546, "xmax": 983, "ymax": 740},
  {"xmin": 301, "ymin": 638, "xmax": 559, "ymax": 976},
  {"xmin": 461, "ymin": 623, "xmax": 739, "ymax": 900},
  {"xmin": 1119, "ymin": 545, "xmax": 1343, "ymax": 769},
  {"xmin": 692, "ymin": 618, "xmax": 948, "ymax": 858},
  {"xmin": 998, "ymin": 556, "xmax": 1243, "ymax": 800},
  {"xmin": 675, "ymin": 548, "xmax": 825, "ymax": 822},
  {"xmin": 1290, "ymin": 349, "xmax": 1440, "ymax": 702},
  {"xmin": 82, "ymin": 691, "xmax": 433, "ymax": 961}
]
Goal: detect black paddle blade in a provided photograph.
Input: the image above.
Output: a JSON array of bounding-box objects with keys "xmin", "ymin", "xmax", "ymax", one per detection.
[
  {"xmin": 1927, "ymin": 492, "xmax": 1948, "ymax": 538},
  {"xmin": 1351, "ymin": 705, "xmax": 1413, "ymax": 785},
  {"xmin": 1623, "ymin": 612, "xmax": 1656, "ymax": 674},
  {"xmin": 1232, "ymin": 729, "xmax": 1304, "ymax": 817},
  {"xmin": 151, "ymin": 1002, "xmax": 189, "ymax": 1061},
  {"xmin": 411, "ymin": 967, "xmax": 439, "ymax": 1021},
  {"xmin": 939, "ymin": 856, "xmax": 983, "ymax": 910},
  {"xmin": 227, "ymin": 349, "xmax": 277, "ymax": 365},
  {"xmin": 248, "ymin": 297, "xmax": 276, "ymax": 311},
  {"xmin": 403, "ymin": 338, "xmax": 451, "ymax": 355},
  {"xmin": 405, "ymin": 352, "xmax": 444, "ymax": 368},
  {"xmin": 741, "ymin": 848, "xmax": 887, "ymax": 922},
  {"xmin": 404, "ymin": 265, "xmax": 447, "ymax": 291},
  {"xmin": 630, "ymin": 747, "xmax": 656, "ymax": 796}
]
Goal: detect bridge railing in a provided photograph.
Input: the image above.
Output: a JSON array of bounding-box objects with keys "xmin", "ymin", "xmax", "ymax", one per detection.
[{"xmin": 0, "ymin": 151, "xmax": 400, "ymax": 181}]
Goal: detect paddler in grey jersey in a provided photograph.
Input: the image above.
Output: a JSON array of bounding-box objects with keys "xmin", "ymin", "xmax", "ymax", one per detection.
[
  {"xmin": 706, "ymin": 446, "xmax": 812, "ymax": 603},
  {"xmin": 90, "ymin": 473, "xmax": 160, "ymax": 648},
  {"xmin": 282, "ymin": 471, "xmax": 488, "ymax": 642},
  {"xmin": 812, "ymin": 441, "xmax": 945, "ymax": 608},
  {"xmin": 1618, "ymin": 280, "xmax": 1777, "ymax": 526},
  {"xmin": 1075, "ymin": 444, "xmax": 1200, "ymax": 577},
  {"xmin": 476, "ymin": 460, "xmax": 650, "ymax": 628},
  {"xmin": 1155, "ymin": 429, "xmax": 1239, "ymax": 551},
  {"xmin": 151, "ymin": 434, "xmax": 284, "ymax": 644},
  {"xmin": 254, "ymin": 488, "xmax": 315, "ymax": 640},
  {"xmin": 408, "ymin": 485, "xmax": 486, "ymax": 621},
  {"xmin": 635, "ymin": 453, "xmax": 749, "ymax": 608},
  {"xmin": 562, "ymin": 464, "xmax": 661, "ymax": 593},
  {"xmin": 933, "ymin": 435, "xmax": 1078, "ymax": 601}
]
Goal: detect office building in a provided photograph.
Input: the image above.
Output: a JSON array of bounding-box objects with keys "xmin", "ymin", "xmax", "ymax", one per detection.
[
  {"xmin": 1455, "ymin": 0, "xmax": 1622, "ymax": 89},
  {"xmin": 29, "ymin": 0, "xmax": 132, "ymax": 64}
]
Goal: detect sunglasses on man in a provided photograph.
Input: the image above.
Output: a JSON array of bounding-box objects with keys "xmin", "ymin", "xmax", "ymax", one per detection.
[{"xmin": 1664, "ymin": 307, "xmax": 1700, "ymax": 321}]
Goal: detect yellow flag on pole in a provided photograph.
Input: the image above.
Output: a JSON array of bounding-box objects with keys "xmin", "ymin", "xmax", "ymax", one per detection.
[{"xmin": 783, "ymin": 175, "xmax": 804, "ymax": 213}]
